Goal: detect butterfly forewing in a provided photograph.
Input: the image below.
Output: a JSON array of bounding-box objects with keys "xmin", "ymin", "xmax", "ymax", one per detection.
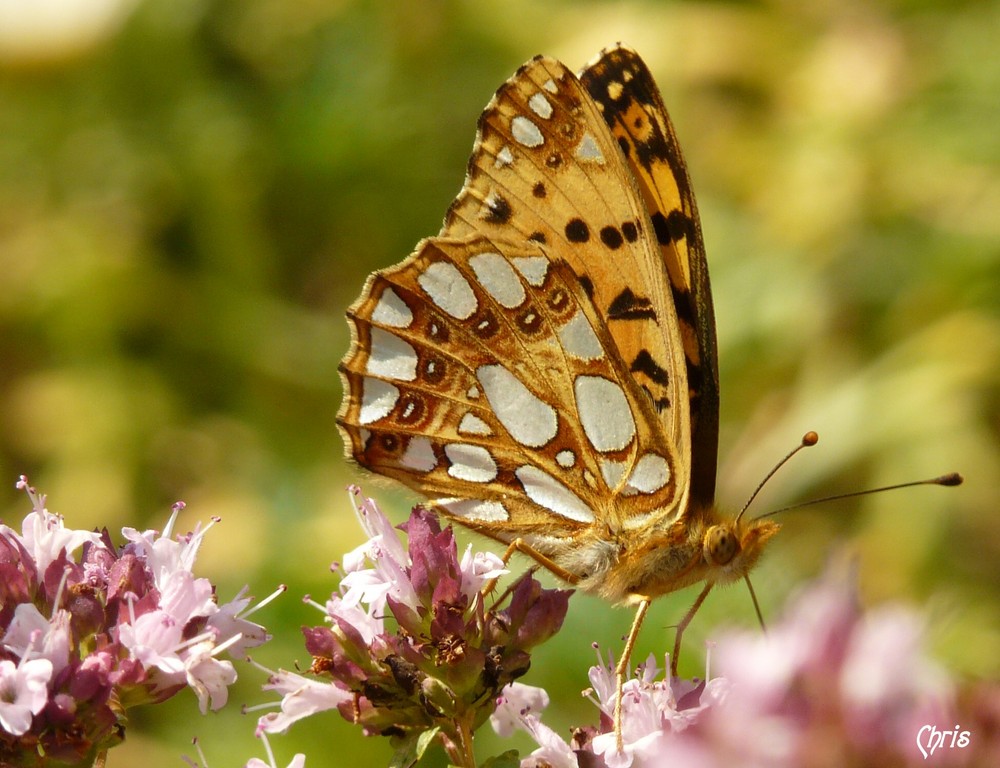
[
  {"xmin": 338, "ymin": 235, "xmax": 681, "ymax": 559},
  {"xmin": 580, "ymin": 46, "xmax": 719, "ymax": 506},
  {"xmin": 440, "ymin": 54, "xmax": 693, "ymax": 492}
]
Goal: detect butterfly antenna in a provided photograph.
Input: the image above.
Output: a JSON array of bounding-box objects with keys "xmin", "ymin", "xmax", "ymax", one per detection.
[
  {"xmin": 734, "ymin": 431, "xmax": 819, "ymax": 525},
  {"xmin": 754, "ymin": 472, "xmax": 963, "ymax": 520}
]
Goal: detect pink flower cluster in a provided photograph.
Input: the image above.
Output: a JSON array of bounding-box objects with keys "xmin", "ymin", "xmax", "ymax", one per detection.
[
  {"xmin": 496, "ymin": 566, "xmax": 974, "ymax": 768},
  {"xmin": 0, "ymin": 477, "xmax": 269, "ymax": 767},
  {"xmin": 492, "ymin": 650, "xmax": 727, "ymax": 768},
  {"xmin": 256, "ymin": 487, "xmax": 570, "ymax": 766}
]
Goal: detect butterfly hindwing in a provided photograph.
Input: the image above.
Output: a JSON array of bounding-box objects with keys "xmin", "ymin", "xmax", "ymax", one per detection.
[{"xmin": 338, "ymin": 235, "xmax": 681, "ymax": 556}]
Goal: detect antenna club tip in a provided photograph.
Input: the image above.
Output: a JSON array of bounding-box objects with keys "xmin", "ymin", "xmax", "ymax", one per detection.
[
  {"xmin": 802, "ymin": 431, "xmax": 819, "ymax": 446},
  {"xmin": 938, "ymin": 472, "xmax": 963, "ymax": 487}
]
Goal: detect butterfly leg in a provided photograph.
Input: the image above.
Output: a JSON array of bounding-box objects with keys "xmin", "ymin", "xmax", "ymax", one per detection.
[
  {"xmin": 481, "ymin": 538, "xmax": 581, "ymax": 596},
  {"xmin": 670, "ymin": 582, "xmax": 714, "ymax": 677},
  {"xmin": 614, "ymin": 598, "xmax": 651, "ymax": 750}
]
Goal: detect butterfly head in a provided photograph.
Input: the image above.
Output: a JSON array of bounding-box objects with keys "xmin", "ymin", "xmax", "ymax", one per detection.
[
  {"xmin": 702, "ymin": 517, "xmax": 781, "ymax": 584},
  {"xmin": 605, "ymin": 508, "xmax": 782, "ymax": 604}
]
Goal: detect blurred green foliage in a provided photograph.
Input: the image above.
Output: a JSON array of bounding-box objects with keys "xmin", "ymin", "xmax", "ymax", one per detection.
[{"xmin": 0, "ymin": 1, "xmax": 997, "ymax": 766}]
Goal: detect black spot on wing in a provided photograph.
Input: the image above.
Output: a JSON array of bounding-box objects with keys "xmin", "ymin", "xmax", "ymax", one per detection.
[
  {"xmin": 651, "ymin": 212, "xmax": 671, "ymax": 245},
  {"xmin": 630, "ymin": 349, "xmax": 670, "ymax": 386},
  {"xmin": 565, "ymin": 218, "xmax": 590, "ymax": 243},
  {"xmin": 670, "ymin": 281, "xmax": 698, "ymax": 330},
  {"xmin": 651, "ymin": 209, "xmax": 696, "ymax": 247},
  {"xmin": 607, "ymin": 288, "xmax": 656, "ymax": 321},
  {"xmin": 600, "ymin": 225, "xmax": 623, "ymax": 250},
  {"xmin": 484, "ymin": 193, "xmax": 513, "ymax": 224},
  {"xmin": 685, "ymin": 356, "xmax": 704, "ymax": 398}
]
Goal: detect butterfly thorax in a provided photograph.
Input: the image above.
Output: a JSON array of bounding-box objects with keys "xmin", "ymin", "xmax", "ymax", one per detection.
[{"xmin": 571, "ymin": 507, "xmax": 781, "ymax": 605}]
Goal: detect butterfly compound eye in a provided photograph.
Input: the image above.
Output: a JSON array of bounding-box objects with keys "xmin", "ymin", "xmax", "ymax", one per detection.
[{"xmin": 704, "ymin": 525, "xmax": 739, "ymax": 566}]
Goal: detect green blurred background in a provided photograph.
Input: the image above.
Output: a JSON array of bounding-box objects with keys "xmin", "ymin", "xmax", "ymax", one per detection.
[{"xmin": 1, "ymin": 0, "xmax": 997, "ymax": 765}]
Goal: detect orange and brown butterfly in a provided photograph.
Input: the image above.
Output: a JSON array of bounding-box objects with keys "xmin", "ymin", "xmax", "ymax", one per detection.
[{"xmin": 337, "ymin": 43, "xmax": 778, "ymax": 732}]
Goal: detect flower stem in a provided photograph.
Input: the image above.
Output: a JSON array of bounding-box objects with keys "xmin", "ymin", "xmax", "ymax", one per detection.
[{"xmin": 456, "ymin": 716, "xmax": 477, "ymax": 768}]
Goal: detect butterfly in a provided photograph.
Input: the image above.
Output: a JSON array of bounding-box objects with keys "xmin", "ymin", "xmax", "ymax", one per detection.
[{"xmin": 337, "ymin": 44, "xmax": 780, "ymax": 739}]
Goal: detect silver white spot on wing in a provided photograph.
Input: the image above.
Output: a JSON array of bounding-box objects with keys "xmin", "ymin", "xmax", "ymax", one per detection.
[
  {"xmin": 576, "ymin": 132, "xmax": 604, "ymax": 163},
  {"xmin": 371, "ymin": 288, "xmax": 412, "ymax": 328},
  {"xmin": 458, "ymin": 412, "xmax": 492, "ymax": 436},
  {"xmin": 516, "ymin": 465, "xmax": 593, "ymax": 523},
  {"xmin": 555, "ymin": 449, "xmax": 576, "ymax": 468},
  {"xmin": 542, "ymin": 78, "xmax": 557, "ymax": 94},
  {"xmin": 366, "ymin": 328, "xmax": 417, "ymax": 381},
  {"xmin": 528, "ymin": 92, "xmax": 553, "ymax": 119},
  {"xmin": 600, "ymin": 459, "xmax": 626, "ymax": 489},
  {"xmin": 626, "ymin": 453, "xmax": 671, "ymax": 494},
  {"xmin": 477, "ymin": 364, "xmax": 558, "ymax": 448},
  {"xmin": 401, "ymin": 436, "xmax": 435, "ymax": 472},
  {"xmin": 466, "ymin": 385, "xmax": 480, "ymax": 400},
  {"xmin": 359, "ymin": 378, "xmax": 398, "ymax": 424},
  {"xmin": 511, "ymin": 255, "xmax": 549, "ymax": 287},
  {"xmin": 400, "ymin": 399, "xmax": 417, "ymax": 421},
  {"xmin": 575, "ymin": 375, "xmax": 636, "ymax": 452},
  {"xmin": 495, "ymin": 145, "xmax": 514, "ymax": 168},
  {"xmin": 445, "ymin": 444, "xmax": 498, "ymax": 483},
  {"xmin": 558, "ymin": 310, "xmax": 603, "ymax": 361},
  {"xmin": 511, "ymin": 115, "xmax": 544, "ymax": 148},
  {"xmin": 469, "ymin": 251, "xmax": 526, "ymax": 308},
  {"xmin": 418, "ymin": 261, "xmax": 477, "ymax": 319}
]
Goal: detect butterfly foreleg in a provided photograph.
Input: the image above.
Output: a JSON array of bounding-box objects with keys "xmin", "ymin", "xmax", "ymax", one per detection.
[{"xmin": 670, "ymin": 581, "xmax": 714, "ymax": 677}]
